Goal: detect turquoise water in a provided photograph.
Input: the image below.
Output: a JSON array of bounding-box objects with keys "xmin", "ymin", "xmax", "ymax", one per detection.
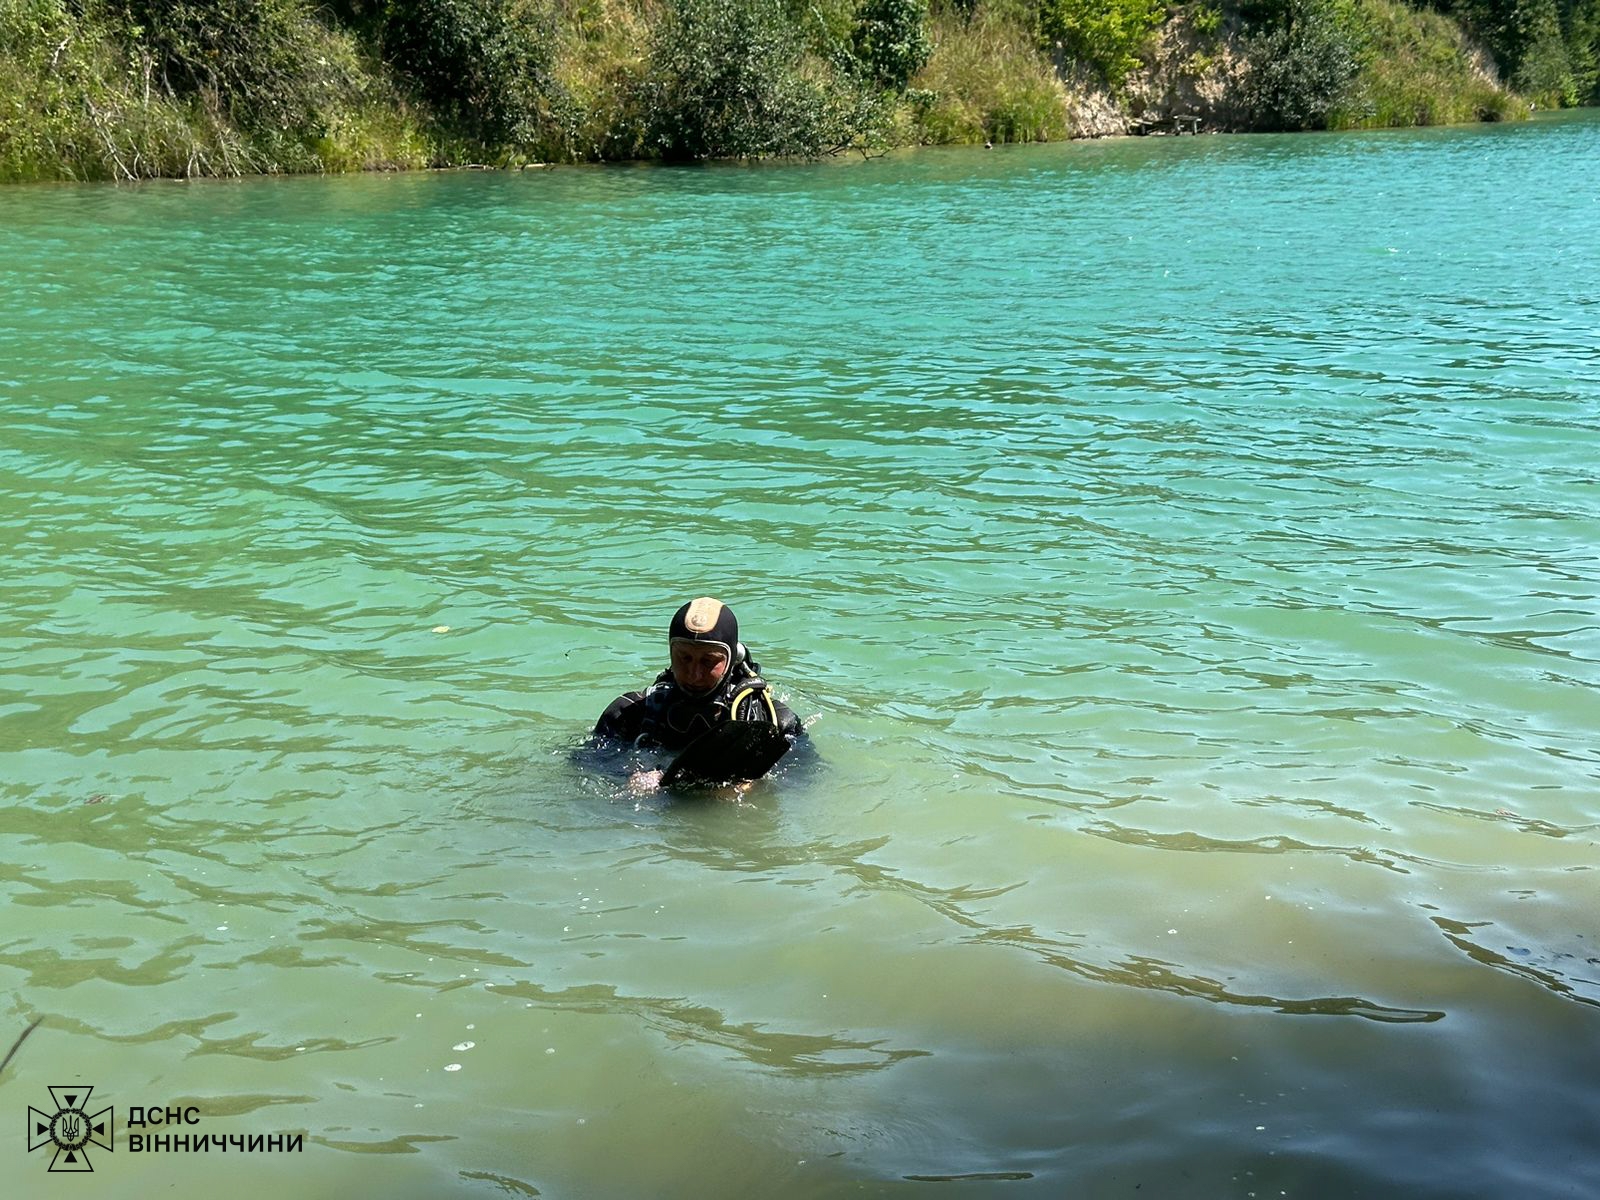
[{"xmin": 2, "ymin": 112, "xmax": 1598, "ymax": 1198}]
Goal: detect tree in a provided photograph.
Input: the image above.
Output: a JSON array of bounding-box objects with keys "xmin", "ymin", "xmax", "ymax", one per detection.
[
  {"xmin": 852, "ymin": 0, "xmax": 931, "ymax": 91},
  {"xmin": 1242, "ymin": 0, "xmax": 1366, "ymax": 128},
  {"xmin": 641, "ymin": 0, "xmax": 863, "ymax": 159}
]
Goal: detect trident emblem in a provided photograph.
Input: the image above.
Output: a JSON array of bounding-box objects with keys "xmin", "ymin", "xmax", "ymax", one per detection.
[{"xmin": 28, "ymin": 1086, "xmax": 114, "ymax": 1172}]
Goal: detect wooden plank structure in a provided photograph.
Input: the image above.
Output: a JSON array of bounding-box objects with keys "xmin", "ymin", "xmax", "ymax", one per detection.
[{"xmin": 1130, "ymin": 113, "xmax": 1204, "ymax": 135}]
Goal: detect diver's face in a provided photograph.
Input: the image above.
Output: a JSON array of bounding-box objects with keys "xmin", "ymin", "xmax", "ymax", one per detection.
[{"xmin": 670, "ymin": 642, "xmax": 730, "ymax": 695}]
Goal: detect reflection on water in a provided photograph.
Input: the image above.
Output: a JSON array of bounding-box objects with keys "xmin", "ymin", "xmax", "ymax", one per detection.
[
  {"xmin": 2, "ymin": 113, "xmax": 1599, "ymax": 1198},
  {"xmin": 1432, "ymin": 916, "xmax": 1600, "ymax": 1010},
  {"xmin": 484, "ymin": 978, "xmax": 931, "ymax": 1076}
]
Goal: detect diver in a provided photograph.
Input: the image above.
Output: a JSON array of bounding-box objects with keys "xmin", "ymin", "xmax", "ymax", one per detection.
[{"xmin": 593, "ymin": 596, "xmax": 804, "ymax": 754}]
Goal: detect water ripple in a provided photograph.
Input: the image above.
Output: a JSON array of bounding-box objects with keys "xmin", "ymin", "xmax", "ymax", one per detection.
[{"xmin": 3, "ymin": 117, "xmax": 1599, "ymax": 1198}]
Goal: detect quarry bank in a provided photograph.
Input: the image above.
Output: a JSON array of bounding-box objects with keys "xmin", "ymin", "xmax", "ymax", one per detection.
[{"xmin": 2, "ymin": 0, "xmax": 1593, "ymax": 183}]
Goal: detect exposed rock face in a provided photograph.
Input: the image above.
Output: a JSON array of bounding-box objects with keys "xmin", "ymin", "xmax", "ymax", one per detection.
[
  {"xmin": 1055, "ymin": 60, "xmax": 1132, "ymax": 137},
  {"xmin": 1050, "ymin": 13, "xmax": 1250, "ymax": 138},
  {"xmin": 1121, "ymin": 12, "xmax": 1252, "ymax": 132}
]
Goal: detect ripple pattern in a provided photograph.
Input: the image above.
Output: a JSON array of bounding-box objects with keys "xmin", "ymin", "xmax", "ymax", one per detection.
[{"xmin": 2, "ymin": 115, "xmax": 1599, "ymax": 1198}]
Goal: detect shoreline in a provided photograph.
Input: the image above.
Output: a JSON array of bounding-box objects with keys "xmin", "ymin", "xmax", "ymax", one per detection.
[
  {"xmin": 10, "ymin": 107, "xmax": 1594, "ymax": 191},
  {"xmin": 5, "ymin": 0, "xmax": 1587, "ymax": 187}
]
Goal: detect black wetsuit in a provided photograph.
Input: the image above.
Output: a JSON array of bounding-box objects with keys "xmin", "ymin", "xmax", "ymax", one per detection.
[{"xmin": 593, "ymin": 660, "xmax": 802, "ymax": 752}]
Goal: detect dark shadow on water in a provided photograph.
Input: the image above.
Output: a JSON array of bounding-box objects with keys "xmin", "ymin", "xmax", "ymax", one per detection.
[
  {"xmin": 971, "ymin": 929, "xmax": 1443, "ymax": 1024},
  {"xmin": 1080, "ymin": 820, "xmax": 1428, "ymax": 874},
  {"xmin": 1431, "ymin": 915, "xmax": 1600, "ymax": 1010},
  {"xmin": 298, "ymin": 915, "xmax": 532, "ymax": 969},
  {"xmin": 1411, "ymin": 800, "xmax": 1598, "ymax": 841},
  {"xmin": 483, "ymin": 977, "xmax": 928, "ymax": 1076}
]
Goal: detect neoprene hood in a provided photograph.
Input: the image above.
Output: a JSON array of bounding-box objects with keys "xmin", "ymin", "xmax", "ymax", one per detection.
[{"xmin": 669, "ymin": 597, "xmax": 738, "ymax": 655}]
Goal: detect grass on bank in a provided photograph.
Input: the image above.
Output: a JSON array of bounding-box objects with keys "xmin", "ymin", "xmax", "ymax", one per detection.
[
  {"xmin": 0, "ymin": 0, "xmax": 1555, "ymax": 182},
  {"xmin": 1331, "ymin": 0, "xmax": 1524, "ymax": 125},
  {"xmin": 552, "ymin": 0, "xmax": 658, "ymax": 158},
  {"xmin": 912, "ymin": 5, "xmax": 1072, "ymax": 142},
  {"xmin": 0, "ymin": 0, "xmax": 431, "ymax": 180}
]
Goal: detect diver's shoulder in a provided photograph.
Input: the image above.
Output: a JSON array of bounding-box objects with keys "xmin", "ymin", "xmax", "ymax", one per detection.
[{"xmin": 593, "ymin": 689, "xmax": 646, "ymax": 740}]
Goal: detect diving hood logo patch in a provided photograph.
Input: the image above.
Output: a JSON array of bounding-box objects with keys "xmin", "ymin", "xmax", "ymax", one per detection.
[{"xmin": 28, "ymin": 1085, "xmax": 114, "ymax": 1172}]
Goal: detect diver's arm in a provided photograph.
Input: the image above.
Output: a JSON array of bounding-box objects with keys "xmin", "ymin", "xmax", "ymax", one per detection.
[
  {"xmin": 772, "ymin": 696, "xmax": 804, "ymax": 743},
  {"xmin": 568, "ymin": 692, "xmax": 649, "ymax": 777},
  {"xmin": 593, "ymin": 691, "xmax": 646, "ymax": 743},
  {"xmin": 729, "ymin": 678, "xmax": 805, "ymax": 744}
]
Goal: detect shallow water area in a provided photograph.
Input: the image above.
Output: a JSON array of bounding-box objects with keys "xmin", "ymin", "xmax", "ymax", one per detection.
[{"xmin": 2, "ymin": 112, "xmax": 1599, "ymax": 1198}]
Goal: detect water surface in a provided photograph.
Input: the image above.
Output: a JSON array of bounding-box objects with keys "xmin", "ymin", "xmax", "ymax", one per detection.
[{"xmin": 2, "ymin": 112, "xmax": 1598, "ymax": 1198}]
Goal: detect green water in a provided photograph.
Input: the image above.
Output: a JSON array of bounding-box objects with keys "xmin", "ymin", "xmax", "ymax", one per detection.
[{"xmin": 3, "ymin": 112, "xmax": 1598, "ymax": 1198}]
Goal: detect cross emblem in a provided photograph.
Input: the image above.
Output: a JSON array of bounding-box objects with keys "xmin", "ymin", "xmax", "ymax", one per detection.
[{"xmin": 27, "ymin": 1085, "xmax": 114, "ymax": 1172}]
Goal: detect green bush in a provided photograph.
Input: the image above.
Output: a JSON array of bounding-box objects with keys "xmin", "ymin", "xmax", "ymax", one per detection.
[
  {"xmin": 1429, "ymin": 0, "xmax": 1598, "ymax": 104},
  {"xmin": 1576, "ymin": 0, "xmax": 1600, "ymax": 100},
  {"xmin": 1241, "ymin": 0, "xmax": 1366, "ymax": 127},
  {"xmin": 1192, "ymin": 1, "xmax": 1224, "ymax": 32},
  {"xmin": 107, "ymin": 0, "xmax": 361, "ymax": 138},
  {"xmin": 351, "ymin": 0, "xmax": 571, "ymax": 155},
  {"xmin": 1036, "ymin": 0, "xmax": 1164, "ymax": 88},
  {"xmin": 640, "ymin": 0, "xmax": 871, "ymax": 159},
  {"xmin": 1, "ymin": 0, "xmax": 428, "ymax": 180},
  {"xmin": 545, "ymin": 0, "xmax": 653, "ymax": 159},
  {"xmin": 0, "ymin": 0, "xmax": 249, "ymax": 179},
  {"xmin": 1327, "ymin": 0, "xmax": 1522, "ymax": 124},
  {"xmin": 852, "ymin": 0, "xmax": 932, "ymax": 89},
  {"xmin": 793, "ymin": 0, "xmax": 856, "ymax": 56},
  {"xmin": 1510, "ymin": 0, "xmax": 1577, "ymax": 100}
]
